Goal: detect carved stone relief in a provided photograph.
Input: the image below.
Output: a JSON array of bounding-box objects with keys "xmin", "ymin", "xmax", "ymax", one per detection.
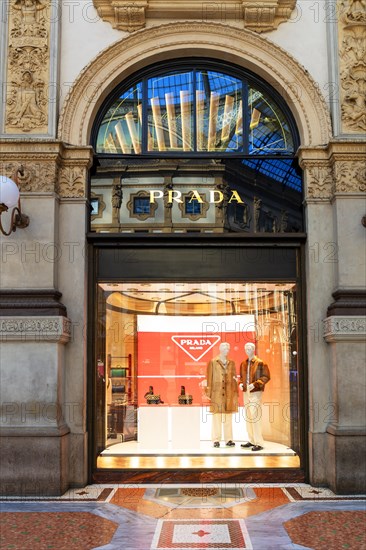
[
  {"xmin": 333, "ymin": 160, "xmax": 366, "ymax": 193},
  {"xmin": 5, "ymin": 0, "xmax": 51, "ymax": 134},
  {"xmin": 303, "ymin": 163, "xmax": 334, "ymax": 200},
  {"xmin": 339, "ymin": 0, "xmax": 366, "ymax": 133},
  {"xmin": 0, "ymin": 161, "xmax": 57, "ymax": 192},
  {"xmin": 58, "ymin": 166, "xmax": 87, "ymax": 198},
  {"xmin": 0, "ymin": 141, "xmax": 93, "ymax": 196},
  {"xmin": 324, "ymin": 315, "xmax": 366, "ymax": 342},
  {"xmin": 0, "ymin": 316, "xmax": 71, "ymax": 343},
  {"xmin": 93, "ymin": 0, "xmax": 296, "ymax": 33},
  {"xmin": 299, "ymin": 143, "xmax": 366, "ymax": 200}
]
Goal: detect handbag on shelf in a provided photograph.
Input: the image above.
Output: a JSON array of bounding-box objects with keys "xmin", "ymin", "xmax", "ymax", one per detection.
[
  {"xmin": 178, "ymin": 385, "xmax": 193, "ymax": 405},
  {"xmin": 144, "ymin": 386, "xmax": 164, "ymax": 405}
]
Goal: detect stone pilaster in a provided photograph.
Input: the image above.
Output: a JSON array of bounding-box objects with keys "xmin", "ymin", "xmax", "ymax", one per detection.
[
  {"xmin": 0, "ymin": 0, "xmax": 60, "ymax": 138},
  {"xmin": 300, "ymin": 141, "xmax": 366, "ymax": 493},
  {"xmin": 0, "ymin": 315, "xmax": 71, "ymax": 495},
  {"xmin": 0, "ymin": 140, "xmax": 93, "ymax": 494}
]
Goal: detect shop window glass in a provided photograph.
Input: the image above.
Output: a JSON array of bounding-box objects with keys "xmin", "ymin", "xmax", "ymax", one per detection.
[
  {"xmin": 95, "ymin": 281, "xmax": 301, "ymax": 466},
  {"xmin": 94, "ymin": 64, "xmax": 297, "ymax": 156},
  {"xmin": 96, "ymin": 83, "xmax": 142, "ymax": 154},
  {"xmin": 133, "ymin": 196, "xmax": 150, "ymax": 214},
  {"xmin": 147, "ymin": 71, "xmax": 194, "ymax": 152},
  {"xmin": 196, "ymin": 70, "xmax": 243, "ymax": 152},
  {"xmin": 185, "ymin": 197, "xmax": 202, "ymax": 215},
  {"xmin": 248, "ymin": 86, "xmax": 294, "ymax": 154}
]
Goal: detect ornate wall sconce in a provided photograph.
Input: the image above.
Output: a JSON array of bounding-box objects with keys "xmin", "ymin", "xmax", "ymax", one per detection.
[{"xmin": 0, "ymin": 169, "xmax": 30, "ymax": 236}]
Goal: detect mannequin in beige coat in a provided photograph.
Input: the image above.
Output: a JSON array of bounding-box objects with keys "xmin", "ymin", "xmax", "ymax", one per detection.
[{"xmin": 206, "ymin": 342, "xmax": 238, "ymax": 448}]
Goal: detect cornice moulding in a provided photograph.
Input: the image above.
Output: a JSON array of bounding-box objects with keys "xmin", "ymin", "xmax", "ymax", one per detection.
[
  {"xmin": 93, "ymin": 0, "xmax": 296, "ymax": 33},
  {"xmin": 323, "ymin": 316, "xmax": 366, "ymax": 342},
  {"xmin": 0, "ymin": 316, "xmax": 72, "ymax": 344}
]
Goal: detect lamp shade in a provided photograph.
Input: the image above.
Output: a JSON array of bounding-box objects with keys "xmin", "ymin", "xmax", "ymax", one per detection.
[{"xmin": 0, "ymin": 176, "xmax": 20, "ymax": 208}]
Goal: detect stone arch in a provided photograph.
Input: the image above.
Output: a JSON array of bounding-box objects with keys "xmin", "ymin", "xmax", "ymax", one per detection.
[{"xmin": 58, "ymin": 22, "xmax": 332, "ymax": 148}]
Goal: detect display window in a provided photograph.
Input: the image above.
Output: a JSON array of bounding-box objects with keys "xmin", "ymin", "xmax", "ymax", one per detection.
[{"xmin": 94, "ymin": 281, "xmax": 300, "ymax": 467}]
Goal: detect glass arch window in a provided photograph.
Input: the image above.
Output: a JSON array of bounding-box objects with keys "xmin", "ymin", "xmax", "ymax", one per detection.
[{"xmin": 94, "ymin": 63, "xmax": 298, "ymax": 157}]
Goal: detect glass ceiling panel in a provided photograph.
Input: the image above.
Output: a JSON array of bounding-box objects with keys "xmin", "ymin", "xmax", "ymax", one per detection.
[
  {"xmin": 96, "ymin": 84, "xmax": 142, "ymax": 154},
  {"xmin": 147, "ymin": 71, "xmax": 194, "ymax": 152},
  {"xmin": 241, "ymin": 158, "xmax": 302, "ymax": 192},
  {"xmin": 248, "ymin": 86, "xmax": 295, "ymax": 155},
  {"xmin": 196, "ymin": 71, "xmax": 243, "ymax": 153},
  {"xmin": 95, "ymin": 66, "xmax": 297, "ymax": 157}
]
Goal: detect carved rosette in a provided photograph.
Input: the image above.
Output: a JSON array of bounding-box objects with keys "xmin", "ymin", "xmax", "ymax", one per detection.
[
  {"xmin": 93, "ymin": 0, "xmax": 296, "ymax": 33},
  {"xmin": 5, "ymin": 0, "xmax": 51, "ymax": 134},
  {"xmin": 302, "ymin": 162, "xmax": 334, "ymax": 201},
  {"xmin": 338, "ymin": 0, "xmax": 366, "ymax": 133}
]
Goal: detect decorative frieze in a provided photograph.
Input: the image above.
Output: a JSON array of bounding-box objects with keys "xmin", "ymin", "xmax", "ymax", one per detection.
[
  {"xmin": 0, "ymin": 316, "xmax": 72, "ymax": 343},
  {"xmin": 0, "ymin": 161, "xmax": 57, "ymax": 193},
  {"xmin": 299, "ymin": 142, "xmax": 366, "ymax": 201},
  {"xmin": 338, "ymin": 0, "xmax": 366, "ymax": 134},
  {"xmin": 333, "ymin": 160, "xmax": 366, "ymax": 193},
  {"xmin": 324, "ymin": 315, "xmax": 366, "ymax": 342},
  {"xmin": 93, "ymin": 0, "xmax": 296, "ymax": 33},
  {"xmin": 0, "ymin": 141, "xmax": 93, "ymax": 197}
]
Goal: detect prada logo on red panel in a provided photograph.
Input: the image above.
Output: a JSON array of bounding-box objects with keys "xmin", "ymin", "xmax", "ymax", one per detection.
[{"xmin": 171, "ymin": 335, "xmax": 221, "ymax": 362}]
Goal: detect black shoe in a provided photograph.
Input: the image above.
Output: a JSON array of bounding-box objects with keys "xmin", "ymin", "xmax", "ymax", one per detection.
[
  {"xmin": 213, "ymin": 441, "xmax": 220, "ymax": 448},
  {"xmin": 241, "ymin": 442, "xmax": 254, "ymax": 448},
  {"xmin": 226, "ymin": 440, "xmax": 235, "ymax": 447},
  {"xmin": 251, "ymin": 445, "xmax": 263, "ymax": 452}
]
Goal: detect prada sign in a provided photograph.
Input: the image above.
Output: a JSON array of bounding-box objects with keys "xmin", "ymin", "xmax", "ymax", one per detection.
[{"xmin": 150, "ymin": 189, "xmax": 244, "ymax": 204}]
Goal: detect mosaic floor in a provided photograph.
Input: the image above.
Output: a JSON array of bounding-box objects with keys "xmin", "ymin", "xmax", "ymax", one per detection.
[{"xmin": 1, "ymin": 484, "xmax": 365, "ymax": 549}]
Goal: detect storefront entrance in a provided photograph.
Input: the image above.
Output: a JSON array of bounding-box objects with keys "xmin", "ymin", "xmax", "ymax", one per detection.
[{"xmin": 87, "ymin": 58, "xmax": 307, "ymax": 483}]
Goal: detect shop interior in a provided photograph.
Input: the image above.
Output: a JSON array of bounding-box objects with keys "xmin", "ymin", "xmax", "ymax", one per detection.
[{"xmin": 95, "ymin": 281, "xmax": 301, "ymax": 469}]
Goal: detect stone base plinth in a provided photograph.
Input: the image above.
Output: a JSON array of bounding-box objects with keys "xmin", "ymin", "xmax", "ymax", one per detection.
[
  {"xmin": 0, "ymin": 426, "xmax": 70, "ymax": 496},
  {"xmin": 326, "ymin": 426, "xmax": 366, "ymax": 494}
]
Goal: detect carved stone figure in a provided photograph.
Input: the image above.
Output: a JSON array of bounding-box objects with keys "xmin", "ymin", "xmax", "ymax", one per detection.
[
  {"xmin": 13, "ymin": 0, "xmax": 47, "ymax": 36},
  {"xmin": 112, "ymin": 182, "xmax": 123, "ymax": 209},
  {"xmin": 6, "ymin": 71, "xmax": 46, "ymax": 131}
]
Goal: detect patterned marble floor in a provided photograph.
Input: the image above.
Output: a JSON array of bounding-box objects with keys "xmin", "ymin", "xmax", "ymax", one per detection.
[{"xmin": 1, "ymin": 484, "xmax": 365, "ymax": 550}]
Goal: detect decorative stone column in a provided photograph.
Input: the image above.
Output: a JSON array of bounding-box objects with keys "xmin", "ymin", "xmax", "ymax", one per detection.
[
  {"xmin": 300, "ymin": 141, "xmax": 366, "ymax": 493},
  {"xmin": 298, "ymin": 146, "xmax": 336, "ymax": 488},
  {"xmin": 0, "ymin": 142, "xmax": 93, "ymax": 495},
  {"xmin": 0, "ymin": 316, "xmax": 71, "ymax": 496}
]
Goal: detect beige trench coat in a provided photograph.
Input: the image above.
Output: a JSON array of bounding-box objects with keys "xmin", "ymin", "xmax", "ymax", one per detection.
[{"xmin": 206, "ymin": 356, "xmax": 238, "ymax": 414}]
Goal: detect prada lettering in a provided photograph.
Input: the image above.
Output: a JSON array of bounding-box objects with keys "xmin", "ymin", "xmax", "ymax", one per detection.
[{"xmin": 149, "ymin": 189, "xmax": 244, "ymax": 204}]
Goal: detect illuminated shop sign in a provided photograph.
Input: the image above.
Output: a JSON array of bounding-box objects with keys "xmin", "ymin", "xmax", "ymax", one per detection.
[{"xmin": 149, "ymin": 189, "xmax": 244, "ymax": 204}]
